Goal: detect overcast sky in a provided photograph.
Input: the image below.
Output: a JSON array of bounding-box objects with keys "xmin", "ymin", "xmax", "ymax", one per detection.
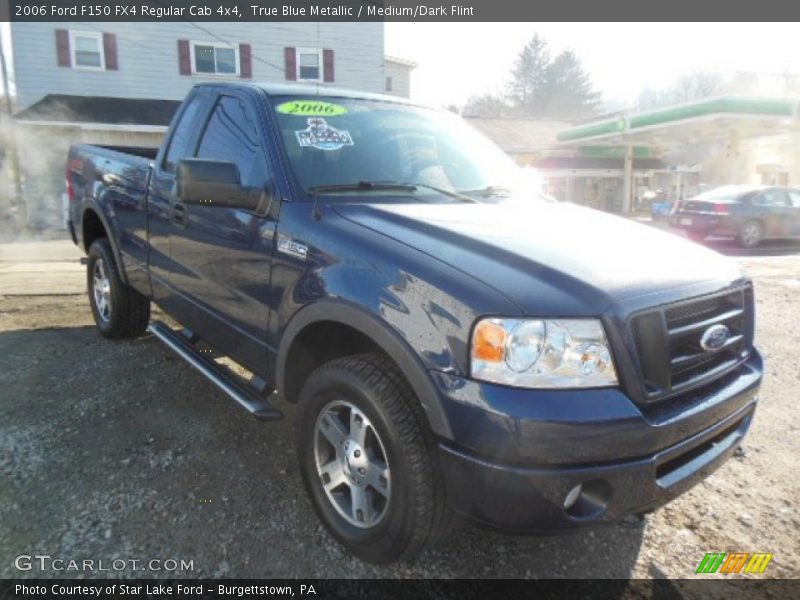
[
  {"xmin": 386, "ymin": 22, "xmax": 800, "ymax": 108},
  {"xmin": 3, "ymin": 22, "xmax": 799, "ymax": 108}
]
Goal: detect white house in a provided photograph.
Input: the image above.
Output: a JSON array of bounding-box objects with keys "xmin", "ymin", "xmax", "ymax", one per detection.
[
  {"xmin": 384, "ymin": 56, "xmax": 417, "ymax": 99},
  {"xmin": 6, "ymin": 22, "xmax": 414, "ymax": 227}
]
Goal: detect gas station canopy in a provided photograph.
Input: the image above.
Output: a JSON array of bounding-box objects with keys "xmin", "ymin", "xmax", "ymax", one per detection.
[
  {"xmin": 553, "ymin": 96, "xmax": 800, "ymax": 213},
  {"xmin": 556, "ymin": 96, "xmax": 800, "ymax": 148}
]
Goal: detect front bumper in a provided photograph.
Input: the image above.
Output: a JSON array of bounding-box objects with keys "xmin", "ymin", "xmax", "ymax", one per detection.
[{"xmin": 432, "ymin": 352, "xmax": 762, "ymax": 532}]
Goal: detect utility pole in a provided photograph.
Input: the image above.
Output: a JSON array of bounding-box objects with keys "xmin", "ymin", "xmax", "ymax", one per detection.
[{"xmin": 0, "ymin": 24, "xmax": 25, "ymax": 230}]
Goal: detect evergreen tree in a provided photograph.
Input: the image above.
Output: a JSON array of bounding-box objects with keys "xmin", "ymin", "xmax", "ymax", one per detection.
[
  {"xmin": 507, "ymin": 36, "xmax": 600, "ymax": 119},
  {"xmin": 507, "ymin": 35, "xmax": 551, "ymax": 114},
  {"xmin": 542, "ymin": 50, "xmax": 601, "ymax": 118}
]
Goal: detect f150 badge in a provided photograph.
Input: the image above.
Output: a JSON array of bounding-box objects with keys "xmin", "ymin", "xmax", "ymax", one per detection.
[{"xmin": 277, "ymin": 237, "xmax": 309, "ymax": 260}]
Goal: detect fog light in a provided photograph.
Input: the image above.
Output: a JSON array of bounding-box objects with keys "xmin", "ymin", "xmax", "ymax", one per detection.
[
  {"xmin": 563, "ymin": 483, "xmax": 583, "ymax": 510},
  {"xmin": 563, "ymin": 479, "xmax": 613, "ymax": 520}
]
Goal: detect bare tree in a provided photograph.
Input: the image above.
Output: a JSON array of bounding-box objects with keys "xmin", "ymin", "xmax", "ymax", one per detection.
[
  {"xmin": 638, "ymin": 72, "xmax": 722, "ymax": 109},
  {"xmin": 672, "ymin": 72, "xmax": 722, "ymax": 103},
  {"xmin": 462, "ymin": 94, "xmax": 513, "ymax": 118}
]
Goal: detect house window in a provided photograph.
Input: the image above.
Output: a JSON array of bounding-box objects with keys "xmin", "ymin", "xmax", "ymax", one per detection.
[
  {"xmin": 191, "ymin": 42, "xmax": 239, "ymax": 75},
  {"xmin": 385, "ymin": 76, "xmax": 393, "ymax": 92},
  {"xmin": 70, "ymin": 31, "xmax": 104, "ymax": 70},
  {"xmin": 297, "ymin": 48, "xmax": 322, "ymax": 81}
]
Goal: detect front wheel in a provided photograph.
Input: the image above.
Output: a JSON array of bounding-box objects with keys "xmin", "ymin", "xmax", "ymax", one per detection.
[
  {"xmin": 87, "ymin": 238, "xmax": 150, "ymax": 338},
  {"xmin": 296, "ymin": 353, "xmax": 450, "ymax": 563}
]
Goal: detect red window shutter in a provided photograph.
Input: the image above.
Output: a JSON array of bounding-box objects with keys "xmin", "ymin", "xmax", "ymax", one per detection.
[
  {"xmin": 178, "ymin": 40, "xmax": 191, "ymax": 75},
  {"xmin": 239, "ymin": 43, "xmax": 252, "ymax": 78},
  {"xmin": 323, "ymin": 49, "xmax": 334, "ymax": 83},
  {"xmin": 103, "ymin": 33, "xmax": 118, "ymax": 70},
  {"xmin": 55, "ymin": 29, "xmax": 70, "ymax": 67},
  {"xmin": 284, "ymin": 47, "xmax": 296, "ymax": 81}
]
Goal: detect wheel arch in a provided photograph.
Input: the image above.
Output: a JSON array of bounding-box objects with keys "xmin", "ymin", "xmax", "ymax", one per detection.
[
  {"xmin": 276, "ymin": 300, "xmax": 453, "ymax": 440},
  {"xmin": 81, "ymin": 202, "xmax": 129, "ymax": 285}
]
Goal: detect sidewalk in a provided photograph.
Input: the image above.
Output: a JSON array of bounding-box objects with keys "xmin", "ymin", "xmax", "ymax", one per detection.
[{"xmin": 0, "ymin": 239, "xmax": 84, "ymax": 295}]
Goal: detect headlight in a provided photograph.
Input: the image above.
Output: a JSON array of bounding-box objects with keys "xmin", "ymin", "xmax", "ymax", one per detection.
[{"xmin": 471, "ymin": 318, "xmax": 617, "ymax": 388}]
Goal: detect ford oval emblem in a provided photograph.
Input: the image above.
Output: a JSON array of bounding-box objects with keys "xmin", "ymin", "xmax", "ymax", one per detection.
[{"xmin": 700, "ymin": 324, "xmax": 730, "ymax": 352}]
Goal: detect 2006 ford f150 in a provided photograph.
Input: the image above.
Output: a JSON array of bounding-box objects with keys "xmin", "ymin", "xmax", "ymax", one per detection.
[{"xmin": 67, "ymin": 83, "xmax": 763, "ymax": 563}]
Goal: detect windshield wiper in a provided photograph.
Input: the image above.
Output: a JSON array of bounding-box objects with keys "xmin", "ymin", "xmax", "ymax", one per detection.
[
  {"xmin": 309, "ymin": 180, "xmax": 478, "ymax": 203},
  {"xmin": 407, "ymin": 181, "xmax": 478, "ymax": 203},
  {"xmin": 457, "ymin": 185, "xmax": 513, "ymax": 198},
  {"xmin": 309, "ymin": 181, "xmax": 417, "ymax": 194}
]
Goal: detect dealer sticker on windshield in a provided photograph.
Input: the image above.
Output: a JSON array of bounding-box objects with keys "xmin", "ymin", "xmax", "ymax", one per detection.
[
  {"xmin": 277, "ymin": 100, "xmax": 348, "ymax": 116},
  {"xmin": 295, "ymin": 117, "xmax": 354, "ymax": 151}
]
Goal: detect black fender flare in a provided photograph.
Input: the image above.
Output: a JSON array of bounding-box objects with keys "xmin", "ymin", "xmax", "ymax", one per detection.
[
  {"xmin": 276, "ymin": 299, "xmax": 454, "ymax": 440},
  {"xmin": 81, "ymin": 201, "xmax": 129, "ymax": 285}
]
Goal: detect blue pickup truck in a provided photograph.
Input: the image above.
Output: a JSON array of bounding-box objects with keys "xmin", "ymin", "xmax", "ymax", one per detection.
[{"xmin": 67, "ymin": 83, "xmax": 763, "ymax": 563}]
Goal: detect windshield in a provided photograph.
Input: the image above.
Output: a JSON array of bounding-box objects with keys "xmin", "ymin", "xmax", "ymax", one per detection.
[{"xmin": 269, "ymin": 95, "xmax": 536, "ymax": 201}]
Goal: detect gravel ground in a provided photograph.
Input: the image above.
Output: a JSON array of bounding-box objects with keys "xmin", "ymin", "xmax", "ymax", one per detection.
[{"xmin": 1, "ymin": 236, "xmax": 798, "ymax": 579}]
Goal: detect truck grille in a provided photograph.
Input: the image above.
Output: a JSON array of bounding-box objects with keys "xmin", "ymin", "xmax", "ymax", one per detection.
[{"xmin": 630, "ymin": 286, "xmax": 754, "ymax": 400}]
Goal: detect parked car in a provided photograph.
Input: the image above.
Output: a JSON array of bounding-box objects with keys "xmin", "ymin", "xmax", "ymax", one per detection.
[
  {"xmin": 671, "ymin": 185, "xmax": 800, "ymax": 247},
  {"xmin": 67, "ymin": 83, "xmax": 762, "ymax": 563}
]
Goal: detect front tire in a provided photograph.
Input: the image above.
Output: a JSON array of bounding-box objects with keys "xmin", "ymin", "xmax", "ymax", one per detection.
[
  {"xmin": 296, "ymin": 353, "xmax": 450, "ymax": 563},
  {"xmin": 87, "ymin": 238, "xmax": 150, "ymax": 339}
]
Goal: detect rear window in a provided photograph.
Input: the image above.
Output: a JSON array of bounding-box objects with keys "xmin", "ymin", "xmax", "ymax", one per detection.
[
  {"xmin": 163, "ymin": 96, "xmax": 203, "ymax": 173},
  {"xmin": 694, "ymin": 186, "xmax": 753, "ymax": 202}
]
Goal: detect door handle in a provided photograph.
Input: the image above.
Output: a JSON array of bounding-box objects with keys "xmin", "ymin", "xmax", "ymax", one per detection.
[{"xmin": 172, "ymin": 202, "xmax": 188, "ymax": 226}]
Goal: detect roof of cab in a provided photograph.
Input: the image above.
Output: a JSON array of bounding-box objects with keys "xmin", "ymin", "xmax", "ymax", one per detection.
[{"xmin": 192, "ymin": 81, "xmax": 421, "ymax": 107}]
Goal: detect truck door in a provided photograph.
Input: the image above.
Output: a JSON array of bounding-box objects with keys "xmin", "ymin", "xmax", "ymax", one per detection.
[
  {"xmin": 147, "ymin": 92, "xmax": 208, "ymax": 303},
  {"xmin": 167, "ymin": 92, "xmax": 279, "ymax": 372}
]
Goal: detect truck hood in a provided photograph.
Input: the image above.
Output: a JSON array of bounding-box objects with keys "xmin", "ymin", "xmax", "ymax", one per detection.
[{"xmin": 332, "ymin": 200, "xmax": 746, "ymax": 315}]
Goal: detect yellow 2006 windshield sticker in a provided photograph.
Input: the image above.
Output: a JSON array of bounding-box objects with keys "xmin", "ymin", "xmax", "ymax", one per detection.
[{"xmin": 276, "ymin": 100, "xmax": 348, "ymax": 117}]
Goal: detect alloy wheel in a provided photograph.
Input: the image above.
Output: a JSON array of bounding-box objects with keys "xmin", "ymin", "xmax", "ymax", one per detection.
[
  {"xmin": 92, "ymin": 258, "xmax": 112, "ymax": 322},
  {"xmin": 313, "ymin": 400, "xmax": 391, "ymax": 528},
  {"xmin": 742, "ymin": 222, "xmax": 762, "ymax": 247}
]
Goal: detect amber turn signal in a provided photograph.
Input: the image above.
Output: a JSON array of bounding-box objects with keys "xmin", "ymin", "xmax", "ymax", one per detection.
[{"xmin": 472, "ymin": 320, "xmax": 507, "ymax": 363}]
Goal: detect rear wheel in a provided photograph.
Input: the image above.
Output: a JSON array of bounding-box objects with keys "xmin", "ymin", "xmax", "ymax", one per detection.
[
  {"xmin": 87, "ymin": 238, "xmax": 150, "ymax": 338},
  {"xmin": 296, "ymin": 353, "xmax": 450, "ymax": 563},
  {"xmin": 739, "ymin": 220, "xmax": 763, "ymax": 248}
]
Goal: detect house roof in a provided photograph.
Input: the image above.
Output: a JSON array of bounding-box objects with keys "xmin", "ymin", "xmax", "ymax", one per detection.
[
  {"xmin": 248, "ymin": 81, "xmax": 419, "ymax": 104},
  {"xmin": 384, "ymin": 55, "xmax": 418, "ymax": 69},
  {"xmin": 465, "ymin": 117, "xmax": 571, "ymax": 153},
  {"xmin": 15, "ymin": 94, "xmax": 181, "ymax": 126}
]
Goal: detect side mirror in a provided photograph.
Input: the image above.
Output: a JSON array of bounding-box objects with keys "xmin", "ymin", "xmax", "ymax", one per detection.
[{"xmin": 177, "ymin": 159, "xmax": 268, "ymax": 212}]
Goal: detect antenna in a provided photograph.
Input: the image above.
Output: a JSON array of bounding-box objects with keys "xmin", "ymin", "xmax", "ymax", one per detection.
[
  {"xmin": 311, "ymin": 189, "xmax": 322, "ymax": 220},
  {"xmin": 316, "ymin": 21, "xmax": 321, "ymax": 97}
]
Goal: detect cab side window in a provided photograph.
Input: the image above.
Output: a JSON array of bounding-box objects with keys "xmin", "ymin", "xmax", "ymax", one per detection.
[
  {"xmin": 787, "ymin": 191, "xmax": 800, "ymax": 208},
  {"xmin": 163, "ymin": 96, "xmax": 203, "ymax": 173},
  {"xmin": 196, "ymin": 96, "xmax": 269, "ymax": 189}
]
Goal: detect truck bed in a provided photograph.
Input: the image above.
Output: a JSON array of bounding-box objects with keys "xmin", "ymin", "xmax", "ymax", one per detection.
[{"xmin": 67, "ymin": 143, "xmax": 159, "ymax": 294}]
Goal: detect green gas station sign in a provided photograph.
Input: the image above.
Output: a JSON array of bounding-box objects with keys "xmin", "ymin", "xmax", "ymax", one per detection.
[{"xmin": 577, "ymin": 146, "xmax": 654, "ymax": 159}]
